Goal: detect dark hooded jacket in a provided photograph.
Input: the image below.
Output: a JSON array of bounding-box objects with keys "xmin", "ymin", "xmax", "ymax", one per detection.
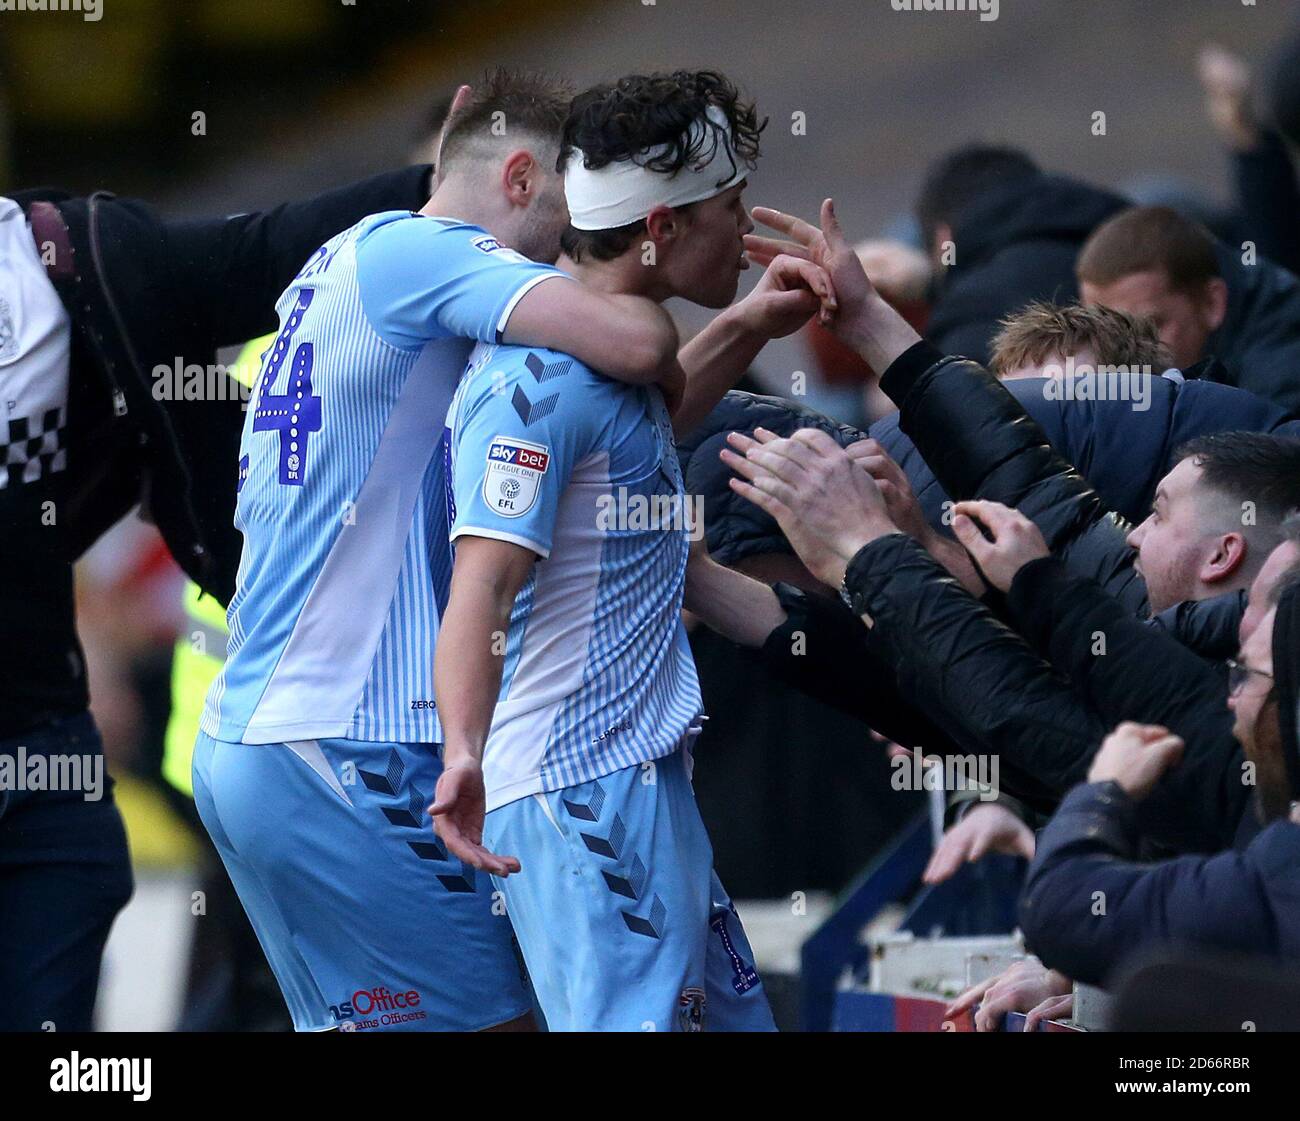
[
  {"xmin": 1019, "ymin": 582, "xmax": 1300, "ymax": 985},
  {"xmin": 3, "ymin": 168, "xmax": 432, "ymax": 737},
  {"xmin": 926, "ymin": 162, "xmax": 1300, "ymax": 412},
  {"xmin": 924, "ymin": 174, "xmax": 1127, "ymax": 364},
  {"xmin": 1205, "ymin": 240, "xmax": 1300, "ymax": 414}
]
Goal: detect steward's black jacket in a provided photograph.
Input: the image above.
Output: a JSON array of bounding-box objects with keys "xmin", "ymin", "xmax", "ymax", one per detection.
[{"xmin": 3, "ymin": 168, "xmax": 432, "ymax": 736}]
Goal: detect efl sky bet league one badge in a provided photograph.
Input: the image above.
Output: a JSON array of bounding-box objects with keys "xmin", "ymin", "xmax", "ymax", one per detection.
[
  {"xmin": 470, "ymin": 234, "xmax": 531, "ymax": 266},
  {"xmin": 484, "ymin": 435, "xmax": 550, "ymax": 518}
]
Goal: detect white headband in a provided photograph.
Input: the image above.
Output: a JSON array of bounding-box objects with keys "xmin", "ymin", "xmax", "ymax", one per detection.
[{"xmin": 564, "ymin": 104, "xmax": 747, "ymax": 231}]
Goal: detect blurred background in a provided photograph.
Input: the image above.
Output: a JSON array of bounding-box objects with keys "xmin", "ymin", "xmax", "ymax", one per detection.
[{"xmin": 3, "ymin": 0, "xmax": 1297, "ymax": 1029}]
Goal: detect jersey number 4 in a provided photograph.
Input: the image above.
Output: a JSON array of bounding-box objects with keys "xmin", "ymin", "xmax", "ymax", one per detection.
[{"xmin": 252, "ymin": 288, "xmax": 323, "ymax": 486}]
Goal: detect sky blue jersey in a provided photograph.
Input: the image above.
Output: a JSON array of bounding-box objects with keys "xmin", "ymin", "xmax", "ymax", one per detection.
[
  {"xmin": 446, "ymin": 341, "xmax": 704, "ymax": 811},
  {"xmin": 202, "ymin": 211, "xmax": 563, "ymax": 745}
]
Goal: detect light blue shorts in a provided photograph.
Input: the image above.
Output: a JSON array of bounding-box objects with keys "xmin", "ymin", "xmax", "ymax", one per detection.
[
  {"xmin": 192, "ymin": 732, "xmax": 532, "ymax": 1032},
  {"xmin": 483, "ymin": 750, "xmax": 776, "ymax": 1031}
]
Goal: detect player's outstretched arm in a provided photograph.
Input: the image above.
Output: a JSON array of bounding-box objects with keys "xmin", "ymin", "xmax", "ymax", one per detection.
[
  {"xmin": 504, "ymin": 282, "xmax": 683, "ymax": 400},
  {"xmin": 684, "ymin": 537, "xmax": 788, "ymax": 647},
  {"xmin": 430, "ymin": 535, "xmax": 536, "ymax": 877}
]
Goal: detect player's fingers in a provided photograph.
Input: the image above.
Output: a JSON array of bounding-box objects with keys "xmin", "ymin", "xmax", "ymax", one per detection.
[
  {"xmin": 477, "ymin": 848, "xmax": 522, "ymax": 877},
  {"xmin": 769, "ymin": 255, "xmax": 838, "ymax": 310},
  {"xmin": 439, "ymin": 819, "xmax": 520, "ymax": 876},
  {"xmin": 743, "ymin": 233, "xmax": 811, "ymax": 263},
  {"xmin": 427, "ymin": 784, "xmax": 461, "ymax": 817},
  {"xmin": 467, "ymin": 844, "xmax": 521, "ymax": 877},
  {"xmin": 765, "ymin": 288, "xmax": 823, "ymax": 324},
  {"xmin": 875, "ymin": 479, "xmax": 900, "ymax": 509}
]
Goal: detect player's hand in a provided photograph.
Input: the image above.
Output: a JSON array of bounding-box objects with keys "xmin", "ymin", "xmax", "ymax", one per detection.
[
  {"xmin": 722, "ymin": 426, "xmax": 896, "ymax": 589},
  {"xmin": 950, "ymin": 500, "xmax": 1049, "ymax": 593},
  {"xmin": 1087, "ymin": 722, "xmax": 1185, "ymax": 801},
  {"xmin": 734, "ymin": 253, "xmax": 837, "ymax": 338},
  {"xmin": 944, "ymin": 960, "xmax": 1072, "ymax": 1033},
  {"xmin": 922, "ymin": 802, "xmax": 1036, "ymax": 885},
  {"xmin": 428, "ymin": 760, "xmax": 521, "ymax": 876},
  {"xmin": 745, "ymin": 199, "xmax": 876, "ymax": 339}
]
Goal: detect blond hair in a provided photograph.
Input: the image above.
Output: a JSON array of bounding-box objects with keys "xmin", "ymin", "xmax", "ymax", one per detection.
[{"xmin": 989, "ymin": 301, "xmax": 1172, "ymax": 378}]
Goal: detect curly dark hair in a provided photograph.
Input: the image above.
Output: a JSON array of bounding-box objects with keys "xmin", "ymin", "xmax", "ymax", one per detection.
[{"xmin": 558, "ymin": 70, "xmax": 765, "ymax": 261}]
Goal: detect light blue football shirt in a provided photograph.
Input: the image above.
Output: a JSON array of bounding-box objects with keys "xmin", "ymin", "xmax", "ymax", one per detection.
[
  {"xmin": 446, "ymin": 340, "xmax": 704, "ymax": 811},
  {"xmin": 202, "ymin": 211, "xmax": 563, "ymax": 745}
]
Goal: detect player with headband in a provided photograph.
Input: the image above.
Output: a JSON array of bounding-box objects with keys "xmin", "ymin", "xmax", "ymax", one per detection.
[{"xmin": 433, "ymin": 69, "xmax": 835, "ymax": 1030}]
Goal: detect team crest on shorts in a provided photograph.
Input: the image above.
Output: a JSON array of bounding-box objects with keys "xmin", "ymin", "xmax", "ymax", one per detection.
[
  {"xmin": 678, "ymin": 987, "xmax": 707, "ymax": 1031},
  {"xmin": 484, "ymin": 435, "xmax": 549, "ymax": 518}
]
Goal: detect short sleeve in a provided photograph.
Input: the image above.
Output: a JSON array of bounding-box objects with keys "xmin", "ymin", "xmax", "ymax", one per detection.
[
  {"xmin": 450, "ymin": 356, "xmax": 607, "ymax": 558},
  {"xmin": 355, "ymin": 214, "xmax": 566, "ymax": 350}
]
